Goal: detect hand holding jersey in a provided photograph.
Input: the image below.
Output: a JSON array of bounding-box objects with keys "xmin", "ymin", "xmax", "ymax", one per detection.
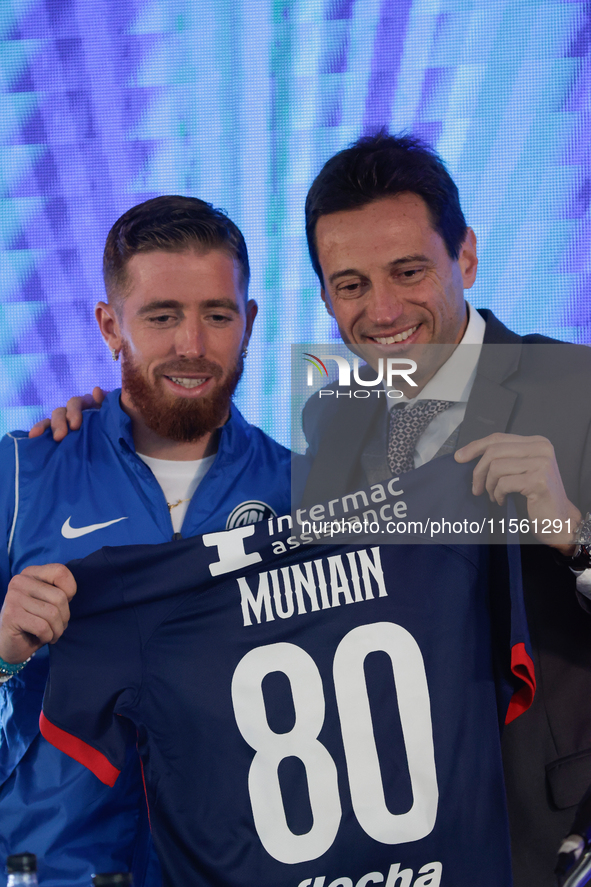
[
  {"xmin": 0, "ymin": 564, "xmax": 76, "ymax": 663},
  {"xmin": 455, "ymin": 432, "xmax": 582, "ymax": 552}
]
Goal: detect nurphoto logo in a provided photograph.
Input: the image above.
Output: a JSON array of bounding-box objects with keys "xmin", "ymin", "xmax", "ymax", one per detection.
[{"xmin": 303, "ymin": 352, "xmax": 418, "ymax": 398}]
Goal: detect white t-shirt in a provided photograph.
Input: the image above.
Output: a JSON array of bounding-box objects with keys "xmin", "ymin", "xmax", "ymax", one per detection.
[{"xmin": 138, "ymin": 453, "xmax": 216, "ymax": 533}]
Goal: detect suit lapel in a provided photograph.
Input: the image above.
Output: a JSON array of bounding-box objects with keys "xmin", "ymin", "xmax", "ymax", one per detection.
[
  {"xmin": 458, "ymin": 310, "xmax": 523, "ymax": 447},
  {"xmin": 458, "ymin": 373, "xmax": 519, "ymax": 446}
]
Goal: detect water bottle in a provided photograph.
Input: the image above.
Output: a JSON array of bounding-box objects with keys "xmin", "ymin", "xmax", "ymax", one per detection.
[
  {"xmin": 6, "ymin": 853, "xmax": 38, "ymax": 886},
  {"xmin": 92, "ymin": 875, "xmax": 133, "ymax": 886}
]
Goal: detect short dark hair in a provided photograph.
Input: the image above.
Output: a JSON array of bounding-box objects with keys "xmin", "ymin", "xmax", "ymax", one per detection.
[
  {"xmin": 305, "ymin": 131, "xmax": 468, "ymax": 285},
  {"xmin": 103, "ymin": 195, "xmax": 250, "ymax": 303}
]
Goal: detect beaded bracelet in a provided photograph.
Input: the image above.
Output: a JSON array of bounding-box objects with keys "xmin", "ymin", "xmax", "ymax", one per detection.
[{"xmin": 0, "ymin": 655, "xmax": 32, "ymax": 684}]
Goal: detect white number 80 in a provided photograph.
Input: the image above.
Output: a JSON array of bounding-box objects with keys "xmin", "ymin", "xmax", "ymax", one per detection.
[{"xmin": 231, "ymin": 622, "xmax": 438, "ymax": 865}]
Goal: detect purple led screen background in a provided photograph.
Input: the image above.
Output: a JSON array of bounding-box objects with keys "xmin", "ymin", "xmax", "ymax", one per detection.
[{"xmin": 0, "ymin": 0, "xmax": 590, "ymax": 446}]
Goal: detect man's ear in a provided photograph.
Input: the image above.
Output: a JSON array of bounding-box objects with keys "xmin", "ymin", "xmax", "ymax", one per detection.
[
  {"xmin": 95, "ymin": 301, "xmax": 123, "ymax": 354},
  {"xmin": 458, "ymin": 228, "xmax": 478, "ymax": 290},
  {"xmin": 242, "ymin": 299, "xmax": 258, "ymax": 349},
  {"xmin": 321, "ymin": 289, "xmax": 335, "ymax": 318}
]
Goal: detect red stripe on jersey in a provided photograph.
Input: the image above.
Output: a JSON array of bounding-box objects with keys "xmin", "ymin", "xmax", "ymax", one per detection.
[
  {"xmin": 140, "ymin": 754, "xmax": 153, "ymax": 831},
  {"xmin": 39, "ymin": 711, "xmax": 120, "ymax": 786},
  {"xmin": 505, "ymin": 642, "xmax": 536, "ymax": 724}
]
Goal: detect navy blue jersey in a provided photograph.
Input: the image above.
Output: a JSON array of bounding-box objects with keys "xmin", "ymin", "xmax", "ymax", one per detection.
[{"xmin": 41, "ymin": 460, "xmax": 534, "ymax": 887}]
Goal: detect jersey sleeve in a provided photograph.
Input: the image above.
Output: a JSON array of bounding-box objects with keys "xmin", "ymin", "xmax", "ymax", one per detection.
[
  {"xmin": 0, "ymin": 433, "xmax": 19, "ymax": 595},
  {"xmin": 503, "ymin": 540, "xmax": 536, "ymax": 724},
  {"xmin": 488, "ymin": 530, "xmax": 536, "ymax": 726},
  {"xmin": 40, "ymin": 550, "xmax": 142, "ymax": 786}
]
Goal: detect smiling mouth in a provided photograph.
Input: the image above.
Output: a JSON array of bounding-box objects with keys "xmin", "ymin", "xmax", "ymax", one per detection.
[
  {"xmin": 164, "ymin": 376, "xmax": 208, "ymax": 389},
  {"xmin": 371, "ymin": 325, "xmax": 419, "ymax": 345}
]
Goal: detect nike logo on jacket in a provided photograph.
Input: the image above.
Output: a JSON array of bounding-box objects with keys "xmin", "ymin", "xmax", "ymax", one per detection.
[{"xmin": 61, "ymin": 516, "xmax": 128, "ymax": 539}]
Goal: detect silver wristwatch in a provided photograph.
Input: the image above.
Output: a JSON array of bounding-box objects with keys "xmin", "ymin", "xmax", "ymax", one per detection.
[
  {"xmin": 573, "ymin": 512, "xmax": 591, "ymax": 563},
  {"xmin": 555, "ymin": 513, "xmax": 591, "ymax": 570}
]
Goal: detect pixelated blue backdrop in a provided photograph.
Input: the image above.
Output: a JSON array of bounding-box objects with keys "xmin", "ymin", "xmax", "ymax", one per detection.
[{"xmin": 0, "ymin": 0, "xmax": 590, "ymax": 445}]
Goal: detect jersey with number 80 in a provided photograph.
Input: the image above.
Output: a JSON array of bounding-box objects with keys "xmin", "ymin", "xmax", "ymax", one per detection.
[
  {"xmin": 232, "ymin": 623, "xmax": 438, "ymax": 865},
  {"xmin": 41, "ymin": 527, "xmax": 531, "ymax": 887}
]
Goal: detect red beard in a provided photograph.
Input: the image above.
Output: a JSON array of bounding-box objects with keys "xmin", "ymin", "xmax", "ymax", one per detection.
[{"xmin": 120, "ymin": 342, "xmax": 244, "ymax": 443}]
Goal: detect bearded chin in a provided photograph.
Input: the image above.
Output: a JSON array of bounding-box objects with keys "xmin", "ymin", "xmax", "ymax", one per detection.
[{"xmin": 120, "ymin": 343, "xmax": 244, "ymax": 443}]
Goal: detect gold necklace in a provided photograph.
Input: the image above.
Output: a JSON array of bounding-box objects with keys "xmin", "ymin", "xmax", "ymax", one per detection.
[{"xmin": 167, "ymin": 497, "xmax": 191, "ymax": 513}]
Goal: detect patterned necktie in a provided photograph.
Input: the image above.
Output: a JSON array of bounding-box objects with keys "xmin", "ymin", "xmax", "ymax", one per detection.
[{"xmin": 387, "ymin": 400, "xmax": 454, "ymax": 475}]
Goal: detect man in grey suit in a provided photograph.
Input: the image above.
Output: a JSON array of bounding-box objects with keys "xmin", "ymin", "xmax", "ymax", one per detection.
[{"xmin": 300, "ymin": 132, "xmax": 591, "ymax": 887}]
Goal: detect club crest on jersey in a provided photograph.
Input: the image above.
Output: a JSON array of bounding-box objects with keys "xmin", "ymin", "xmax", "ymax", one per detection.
[{"xmin": 226, "ymin": 500, "xmax": 277, "ymax": 529}]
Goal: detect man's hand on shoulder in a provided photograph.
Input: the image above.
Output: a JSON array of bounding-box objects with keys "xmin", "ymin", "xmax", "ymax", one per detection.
[
  {"xmin": 455, "ymin": 432, "xmax": 582, "ymax": 553},
  {"xmin": 28, "ymin": 387, "xmax": 107, "ymax": 441},
  {"xmin": 0, "ymin": 564, "xmax": 77, "ymax": 663}
]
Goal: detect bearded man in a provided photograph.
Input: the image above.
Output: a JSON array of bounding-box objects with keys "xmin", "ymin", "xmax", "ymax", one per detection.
[{"xmin": 0, "ymin": 196, "xmax": 291, "ymax": 886}]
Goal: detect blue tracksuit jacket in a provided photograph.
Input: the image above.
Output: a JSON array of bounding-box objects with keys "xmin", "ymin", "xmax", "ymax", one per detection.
[{"xmin": 0, "ymin": 390, "xmax": 291, "ymax": 886}]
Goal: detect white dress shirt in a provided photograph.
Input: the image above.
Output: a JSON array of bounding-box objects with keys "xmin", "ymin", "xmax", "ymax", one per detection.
[{"xmin": 385, "ymin": 302, "xmax": 486, "ymax": 467}]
